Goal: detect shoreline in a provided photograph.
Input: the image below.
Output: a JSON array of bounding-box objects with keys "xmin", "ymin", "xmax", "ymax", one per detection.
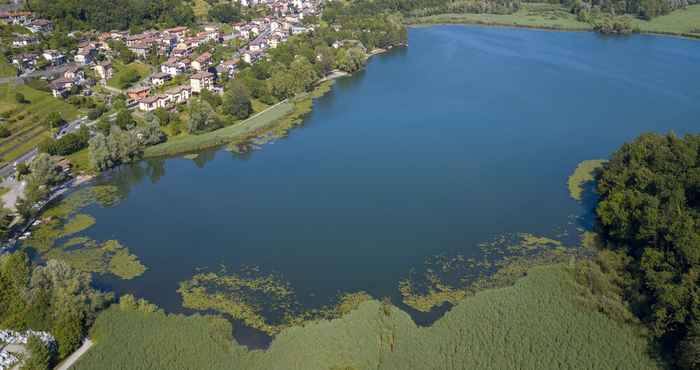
[
  {"xmin": 405, "ymin": 17, "xmax": 700, "ymax": 41},
  {"xmin": 143, "ymin": 46, "xmax": 398, "ymax": 159}
]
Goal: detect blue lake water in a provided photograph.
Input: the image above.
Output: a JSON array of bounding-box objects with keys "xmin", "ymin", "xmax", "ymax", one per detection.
[{"xmin": 72, "ymin": 26, "xmax": 700, "ymax": 342}]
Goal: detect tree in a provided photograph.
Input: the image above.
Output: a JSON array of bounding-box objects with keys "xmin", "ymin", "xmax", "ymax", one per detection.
[
  {"xmin": 208, "ymin": 3, "xmax": 241, "ymax": 23},
  {"xmin": 89, "ymin": 126, "xmax": 141, "ymax": 171},
  {"xmin": 315, "ymin": 46, "xmax": 336, "ymax": 76},
  {"xmin": 21, "ymin": 335, "xmax": 53, "ymax": 370},
  {"xmin": 118, "ymin": 68, "xmax": 140, "ymax": 89},
  {"xmin": 38, "ymin": 127, "xmax": 89, "ymax": 156},
  {"xmin": 95, "ymin": 117, "xmax": 111, "ymax": 136},
  {"xmin": 222, "ymin": 80, "xmax": 252, "ymax": 120},
  {"xmin": 596, "ymin": 133, "xmax": 700, "ymax": 368},
  {"xmin": 200, "ymin": 89, "xmax": 222, "ymax": 108},
  {"xmin": 187, "ymin": 100, "xmax": 220, "ymax": 134},
  {"xmin": 44, "ymin": 112, "xmax": 65, "ymax": 129},
  {"xmin": 138, "ymin": 114, "xmax": 165, "ymax": 146},
  {"xmin": 115, "ymin": 109, "xmax": 134, "ymax": 130}
]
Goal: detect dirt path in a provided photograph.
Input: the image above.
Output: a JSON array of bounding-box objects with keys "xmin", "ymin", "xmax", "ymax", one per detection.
[{"xmin": 55, "ymin": 339, "xmax": 93, "ymax": 370}]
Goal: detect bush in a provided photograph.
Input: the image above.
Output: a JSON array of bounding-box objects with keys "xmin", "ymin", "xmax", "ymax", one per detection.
[
  {"xmin": 39, "ymin": 128, "xmax": 89, "ymax": 156},
  {"xmin": 15, "ymin": 92, "xmax": 28, "ymax": 104},
  {"xmin": 0, "ymin": 126, "xmax": 11, "ymax": 138}
]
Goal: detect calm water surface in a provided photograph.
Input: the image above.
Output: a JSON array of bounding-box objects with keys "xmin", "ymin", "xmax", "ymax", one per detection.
[{"xmin": 74, "ymin": 26, "xmax": 699, "ymax": 341}]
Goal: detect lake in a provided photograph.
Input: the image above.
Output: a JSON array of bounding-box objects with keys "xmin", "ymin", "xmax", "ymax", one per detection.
[{"xmin": 72, "ymin": 26, "xmax": 700, "ymax": 344}]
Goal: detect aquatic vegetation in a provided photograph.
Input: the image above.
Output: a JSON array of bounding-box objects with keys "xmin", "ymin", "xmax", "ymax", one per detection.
[
  {"xmin": 179, "ymin": 266, "xmax": 374, "ymax": 335},
  {"xmin": 74, "ymin": 263, "xmax": 658, "ymax": 370},
  {"xmin": 399, "ymin": 233, "xmax": 571, "ymax": 312},
  {"xmin": 567, "ymin": 159, "xmax": 607, "ymax": 201},
  {"xmin": 23, "ymin": 184, "xmax": 143, "ymax": 279},
  {"xmin": 91, "ymin": 185, "xmax": 123, "ymax": 207},
  {"xmin": 59, "ymin": 214, "xmax": 96, "ymax": 237},
  {"xmin": 46, "ymin": 239, "xmax": 147, "ymax": 280},
  {"xmin": 178, "ymin": 267, "xmax": 298, "ymax": 335}
]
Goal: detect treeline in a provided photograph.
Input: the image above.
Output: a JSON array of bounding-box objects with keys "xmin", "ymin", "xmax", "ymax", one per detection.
[
  {"xmin": 0, "ymin": 251, "xmax": 113, "ymax": 365},
  {"xmin": 25, "ymin": 0, "xmax": 195, "ymax": 31},
  {"xmin": 596, "ymin": 133, "xmax": 700, "ymax": 369}
]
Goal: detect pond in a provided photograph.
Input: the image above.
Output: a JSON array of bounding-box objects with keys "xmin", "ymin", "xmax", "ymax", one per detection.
[{"xmin": 64, "ymin": 26, "xmax": 700, "ymax": 345}]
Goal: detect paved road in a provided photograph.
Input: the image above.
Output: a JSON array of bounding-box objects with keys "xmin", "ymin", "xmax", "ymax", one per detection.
[
  {"xmin": 55, "ymin": 339, "xmax": 93, "ymax": 370},
  {"xmin": 0, "ymin": 64, "xmax": 76, "ymax": 85}
]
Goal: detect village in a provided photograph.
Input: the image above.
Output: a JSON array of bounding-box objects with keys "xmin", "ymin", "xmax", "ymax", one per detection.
[{"xmin": 2, "ymin": 0, "xmax": 319, "ymax": 114}]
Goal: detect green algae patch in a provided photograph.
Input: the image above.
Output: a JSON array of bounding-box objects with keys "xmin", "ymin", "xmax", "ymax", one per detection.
[
  {"xmin": 179, "ymin": 265, "xmax": 374, "ymax": 335},
  {"xmin": 60, "ymin": 214, "xmax": 96, "ymax": 237},
  {"xmin": 23, "ymin": 184, "xmax": 141, "ymax": 279},
  {"xmin": 178, "ymin": 267, "xmax": 297, "ymax": 335},
  {"xmin": 567, "ymin": 159, "xmax": 607, "ymax": 201},
  {"xmin": 46, "ymin": 239, "xmax": 147, "ymax": 280},
  {"xmin": 399, "ymin": 232, "xmax": 570, "ymax": 312}
]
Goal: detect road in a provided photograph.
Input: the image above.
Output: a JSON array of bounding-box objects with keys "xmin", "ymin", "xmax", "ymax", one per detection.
[
  {"xmin": 55, "ymin": 339, "xmax": 93, "ymax": 370},
  {"xmin": 0, "ymin": 64, "xmax": 77, "ymax": 85}
]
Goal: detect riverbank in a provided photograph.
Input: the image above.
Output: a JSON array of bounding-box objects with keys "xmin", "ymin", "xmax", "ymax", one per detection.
[{"xmin": 406, "ymin": 3, "xmax": 700, "ymax": 39}]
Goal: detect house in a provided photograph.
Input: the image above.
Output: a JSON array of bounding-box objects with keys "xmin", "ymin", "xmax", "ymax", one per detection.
[
  {"xmin": 49, "ymin": 78, "xmax": 74, "ymax": 98},
  {"xmin": 94, "ymin": 61, "xmax": 113, "ymax": 80},
  {"xmin": 163, "ymin": 26, "xmax": 188, "ymax": 41},
  {"xmin": 150, "ymin": 72, "xmax": 172, "ymax": 87},
  {"xmin": 63, "ymin": 65, "xmax": 84, "ymax": 81},
  {"xmin": 74, "ymin": 49, "xmax": 93, "ymax": 65},
  {"xmin": 28, "ymin": 19, "xmax": 52, "ymax": 33},
  {"xmin": 190, "ymin": 71, "xmax": 214, "ymax": 93},
  {"xmin": 42, "ymin": 50, "xmax": 65, "ymax": 66},
  {"xmin": 126, "ymin": 86, "xmax": 150, "ymax": 100},
  {"xmin": 0, "ymin": 11, "xmax": 32, "ymax": 25},
  {"xmin": 138, "ymin": 95, "xmax": 162, "ymax": 112},
  {"xmin": 242, "ymin": 50, "xmax": 263, "ymax": 64},
  {"xmin": 160, "ymin": 59, "xmax": 187, "ymax": 76},
  {"xmin": 164, "ymin": 85, "xmax": 191, "ymax": 105},
  {"xmin": 12, "ymin": 34, "xmax": 39, "ymax": 48},
  {"xmin": 11, "ymin": 53, "xmax": 38, "ymax": 72},
  {"xmin": 129, "ymin": 41, "xmax": 150, "ymax": 59},
  {"xmin": 216, "ymin": 58, "xmax": 238, "ymax": 79},
  {"xmin": 191, "ymin": 52, "xmax": 212, "ymax": 71}
]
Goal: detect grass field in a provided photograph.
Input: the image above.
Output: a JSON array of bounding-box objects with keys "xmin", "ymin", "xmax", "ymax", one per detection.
[
  {"xmin": 73, "ymin": 263, "xmax": 658, "ymax": 370},
  {"xmin": 407, "ymin": 4, "xmax": 592, "ymax": 30},
  {"xmin": 0, "ymin": 58, "xmax": 17, "ymax": 78},
  {"xmin": 143, "ymin": 100, "xmax": 295, "ymax": 158},
  {"xmin": 0, "ymin": 83, "xmax": 80, "ymax": 165},
  {"xmin": 632, "ymin": 4, "xmax": 700, "ymax": 37},
  {"xmin": 407, "ymin": 3, "xmax": 700, "ymax": 38},
  {"xmin": 107, "ymin": 62, "xmax": 153, "ymax": 89}
]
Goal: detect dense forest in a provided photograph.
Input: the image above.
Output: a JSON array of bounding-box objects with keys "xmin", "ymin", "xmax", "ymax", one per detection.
[
  {"xmin": 25, "ymin": 0, "xmax": 195, "ymax": 31},
  {"xmin": 596, "ymin": 133, "xmax": 700, "ymax": 369}
]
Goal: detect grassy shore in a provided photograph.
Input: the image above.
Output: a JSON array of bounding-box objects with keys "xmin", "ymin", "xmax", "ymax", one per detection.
[
  {"xmin": 144, "ymin": 82, "xmax": 334, "ymax": 158},
  {"xmin": 632, "ymin": 5, "xmax": 700, "ymax": 38},
  {"xmin": 407, "ymin": 3, "xmax": 700, "ymax": 39},
  {"xmin": 143, "ymin": 100, "xmax": 295, "ymax": 158},
  {"xmin": 73, "ymin": 262, "xmax": 657, "ymax": 370},
  {"xmin": 406, "ymin": 4, "xmax": 592, "ymax": 31}
]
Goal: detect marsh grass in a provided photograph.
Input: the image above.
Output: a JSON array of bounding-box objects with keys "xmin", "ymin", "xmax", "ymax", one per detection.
[
  {"xmin": 74, "ymin": 262, "xmax": 658, "ymax": 370},
  {"xmin": 568, "ymin": 159, "xmax": 607, "ymax": 201}
]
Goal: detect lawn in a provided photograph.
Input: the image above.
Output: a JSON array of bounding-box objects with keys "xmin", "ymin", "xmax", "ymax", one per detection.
[
  {"xmin": 67, "ymin": 147, "xmax": 94, "ymax": 174},
  {"xmin": 107, "ymin": 62, "xmax": 153, "ymax": 89},
  {"xmin": 407, "ymin": 3, "xmax": 592, "ymax": 30},
  {"xmin": 73, "ymin": 263, "xmax": 658, "ymax": 370},
  {"xmin": 632, "ymin": 4, "xmax": 700, "ymax": 37},
  {"xmin": 0, "ymin": 58, "xmax": 17, "ymax": 78},
  {"xmin": 0, "ymin": 83, "xmax": 81, "ymax": 165}
]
